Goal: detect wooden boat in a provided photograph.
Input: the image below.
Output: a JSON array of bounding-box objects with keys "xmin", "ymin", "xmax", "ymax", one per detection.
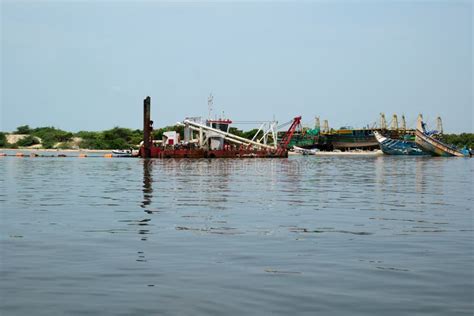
[
  {"xmin": 374, "ymin": 131, "xmax": 427, "ymax": 156},
  {"xmin": 415, "ymin": 116, "xmax": 470, "ymax": 157}
]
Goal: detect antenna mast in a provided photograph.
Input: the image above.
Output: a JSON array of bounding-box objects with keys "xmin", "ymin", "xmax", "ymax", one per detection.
[{"xmin": 208, "ymin": 93, "xmax": 214, "ymax": 121}]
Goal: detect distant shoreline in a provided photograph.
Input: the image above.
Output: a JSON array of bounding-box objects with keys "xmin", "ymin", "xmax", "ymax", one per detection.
[{"xmin": 0, "ymin": 148, "xmax": 111, "ymax": 153}]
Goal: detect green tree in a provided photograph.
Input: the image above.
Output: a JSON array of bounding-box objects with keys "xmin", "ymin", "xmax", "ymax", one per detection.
[
  {"xmin": 0, "ymin": 132, "xmax": 7, "ymax": 147},
  {"xmin": 29, "ymin": 127, "xmax": 73, "ymax": 148},
  {"xmin": 441, "ymin": 133, "xmax": 474, "ymax": 149},
  {"xmin": 76, "ymin": 127, "xmax": 142, "ymax": 149},
  {"xmin": 15, "ymin": 125, "xmax": 31, "ymax": 134},
  {"xmin": 16, "ymin": 135, "xmax": 40, "ymax": 147}
]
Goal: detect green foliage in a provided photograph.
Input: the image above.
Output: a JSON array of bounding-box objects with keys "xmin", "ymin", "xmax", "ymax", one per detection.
[
  {"xmin": 16, "ymin": 135, "xmax": 40, "ymax": 147},
  {"xmin": 6, "ymin": 124, "xmax": 473, "ymax": 151},
  {"xmin": 242, "ymin": 128, "xmax": 263, "ymax": 140},
  {"xmin": 0, "ymin": 132, "xmax": 7, "ymax": 147},
  {"xmin": 442, "ymin": 133, "xmax": 474, "ymax": 149},
  {"xmin": 15, "ymin": 125, "xmax": 31, "ymax": 134},
  {"xmin": 11, "ymin": 126, "xmax": 75, "ymax": 149},
  {"xmin": 228, "ymin": 127, "xmax": 245, "ymax": 138},
  {"xmin": 77, "ymin": 127, "xmax": 143, "ymax": 150},
  {"xmin": 227, "ymin": 128, "xmax": 262, "ymax": 140},
  {"xmin": 31, "ymin": 126, "xmax": 73, "ymax": 148}
]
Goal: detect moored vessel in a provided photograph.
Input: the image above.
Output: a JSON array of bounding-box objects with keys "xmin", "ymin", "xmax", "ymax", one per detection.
[
  {"xmin": 138, "ymin": 96, "xmax": 302, "ymax": 159},
  {"xmin": 374, "ymin": 131, "xmax": 427, "ymax": 156},
  {"xmin": 415, "ymin": 115, "xmax": 470, "ymax": 157}
]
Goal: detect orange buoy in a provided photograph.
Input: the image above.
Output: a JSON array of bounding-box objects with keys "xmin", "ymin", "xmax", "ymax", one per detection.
[
  {"xmin": 0, "ymin": 153, "xmax": 6, "ymax": 157},
  {"xmin": 78, "ymin": 154, "xmax": 87, "ymax": 158},
  {"xmin": 103, "ymin": 154, "xmax": 113, "ymax": 158},
  {"xmin": 15, "ymin": 152, "xmax": 24, "ymax": 157}
]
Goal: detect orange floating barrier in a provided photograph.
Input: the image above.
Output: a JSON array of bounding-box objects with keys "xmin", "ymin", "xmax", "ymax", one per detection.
[
  {"xmin": 29, "ymin": 153, "xmax": 39, "ymax": 157},
  {"xmin": 103, "ymin": 154, "xmax": 113, "ymax": 158},
  {"xmin": 15, "ymin": 152, "xmax": 24, "ymax": 157},
  {"xmin": 78, "ymin": 154, "xmax": 87, "ymax": 158},
  {"xmin": 0, "ymin": 153, "xmax": 6, "ymax": 157}
]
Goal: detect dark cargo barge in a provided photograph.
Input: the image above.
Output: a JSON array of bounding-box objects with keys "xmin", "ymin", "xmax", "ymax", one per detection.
[{"xmin": 288, "ymin": 114, "xmax": 418, "ymax": 151}]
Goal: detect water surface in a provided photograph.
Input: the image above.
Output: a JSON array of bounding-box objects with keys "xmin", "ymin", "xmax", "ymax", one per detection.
[{"xmin": 1, "ymin": 156, "xmax": 473, "ymax": 315}]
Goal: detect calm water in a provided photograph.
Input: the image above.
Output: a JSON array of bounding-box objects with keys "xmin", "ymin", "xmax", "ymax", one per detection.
[{"xmin": 1, "ymin": 155, "xmax": 473, "ymax": 315}]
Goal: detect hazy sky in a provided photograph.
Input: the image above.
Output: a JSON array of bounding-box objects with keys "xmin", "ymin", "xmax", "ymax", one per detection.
[{"xmin": 1, "ymin": 0, "xmax": 472, "ymax": 133}]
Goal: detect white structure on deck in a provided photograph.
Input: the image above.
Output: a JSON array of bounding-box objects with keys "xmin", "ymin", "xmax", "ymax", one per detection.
[
  {"xmin": 179, "ymin": 94, "xmax": 280, "ymax": 151},
  {"xmin": 181, "ymin": 118, "xmax": 277, "ymax": 151},
  {"xmin": 163, "ymin": 131, "xmax": 179, "ymax": 145}
]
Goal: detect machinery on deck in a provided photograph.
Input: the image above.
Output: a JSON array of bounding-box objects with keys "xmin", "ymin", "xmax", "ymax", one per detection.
[{"xmin": 139, "ymin": 96, "xmax": 302, "ymax": 158}]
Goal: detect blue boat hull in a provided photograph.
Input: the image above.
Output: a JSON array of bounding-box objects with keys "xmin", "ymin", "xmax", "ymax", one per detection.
[
  {"xmin": 374, "ymin": 131, "xmax": 427, "ymax": 156},
  {"xmin": 380, "ymin": 140, "xmax": 427, "ymax": 156}
]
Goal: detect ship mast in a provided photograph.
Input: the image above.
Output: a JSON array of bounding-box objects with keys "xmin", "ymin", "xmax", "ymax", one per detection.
[
  {"xmin": 416, "ymin": 114, "xmax": 424, "ymax": 131},
  {"xmin": 401, "ymin": 115, "xmax": 406, "ymax": 131},
  {"xmin": 322, "ymin": 120, "xmax": 329, "ymax": 133},
  {"xmin": 436, "ymin": 116, "xmax": 443, "ymax": 134},
  {"xmin": 380, "ymin": 113, "xmax": 387, "ymax": 129},
  {"xmin": 315, "ymin": 116, "xmax": 320, "ymax": 130},
  {"xmin": 391, "ymin": 114, "xmax": 398, "ymax": 130}
]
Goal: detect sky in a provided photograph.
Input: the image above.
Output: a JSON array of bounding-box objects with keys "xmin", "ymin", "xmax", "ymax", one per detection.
[{"xmin": 1, "ymin": 0, "xmax": 472, "ymax": 133}]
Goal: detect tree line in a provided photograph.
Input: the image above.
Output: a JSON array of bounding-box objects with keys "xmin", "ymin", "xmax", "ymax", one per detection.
[
  {"xmin": 0, "ymin": 125, "xmax": 473, "ymax": 150},
  {"xmin": 0, "ymin": 125, "xmax": 263, "ymax": 150}
]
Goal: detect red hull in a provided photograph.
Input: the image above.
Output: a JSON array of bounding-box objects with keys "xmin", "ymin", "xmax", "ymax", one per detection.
[{"xmin": 139, "ymin": 147, "xmax": 287, "ymax": 158}]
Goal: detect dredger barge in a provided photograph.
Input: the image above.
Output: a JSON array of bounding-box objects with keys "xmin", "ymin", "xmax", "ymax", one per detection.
[{"xmin": 139, "ymin": 96, "xmax": 301, "ymax": 159}]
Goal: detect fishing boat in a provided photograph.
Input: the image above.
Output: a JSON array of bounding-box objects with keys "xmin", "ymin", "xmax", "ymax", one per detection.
[
  {"xmin": 415, "ymin": 116, "xmax": 470, "ymax": 157},
  {"xmin": 112, "ymin": 149, "xmax": 137, "ymax": 157},
  {"xmin": 374, "ymin": 131, "xmax": 427, "ymax": 156}
]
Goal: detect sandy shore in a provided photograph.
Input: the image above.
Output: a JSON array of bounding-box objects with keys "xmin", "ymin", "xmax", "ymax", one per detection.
[
  {"xmin": 289, "ymin": 150, "xmax": 383, "ymax": 156},
  {"xmin": 314, "ymin": 150, "xmax": 383, "ymax": 156}
]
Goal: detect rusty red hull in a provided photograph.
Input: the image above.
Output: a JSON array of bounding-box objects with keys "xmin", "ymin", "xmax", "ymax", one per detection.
[{"xmin": 139, "ymin": 147, "xmax": 287, "ymax": 158}]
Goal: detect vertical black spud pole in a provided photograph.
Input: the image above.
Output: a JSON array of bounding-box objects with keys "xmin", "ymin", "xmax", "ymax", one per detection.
[{"xmin": 143, "ymin": 96, "xmax": 151, "ymax": 158}]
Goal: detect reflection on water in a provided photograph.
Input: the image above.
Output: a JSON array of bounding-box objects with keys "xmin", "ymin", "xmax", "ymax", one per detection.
[
  {"xmin": 0, "ymin": 156, "xmax": 473, "ymax": 315},
  {"xmin": 141, "ymin": 159, "xmax": 153, "ymax": 212}
]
